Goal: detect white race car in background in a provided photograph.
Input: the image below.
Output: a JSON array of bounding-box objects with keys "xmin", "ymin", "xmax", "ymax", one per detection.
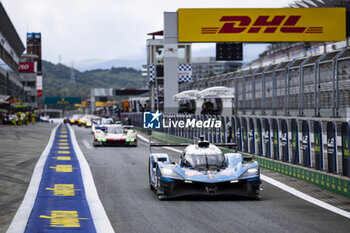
[
  {"xmin": 93, "ymin": 125, "xmax": 137, "ymax": 147},
  {"xmin": 91, "ymin": 118, "xmax": 115, "ymax": 134}
]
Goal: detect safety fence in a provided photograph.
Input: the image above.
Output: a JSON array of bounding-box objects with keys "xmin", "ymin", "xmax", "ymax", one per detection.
[
  {"xmin": 125, "ymin": 112, "xmax": 350, "ymax": 179},
  {"xmin": 182, "ymin": 47, "xmax": 350, "ymax": 118}
]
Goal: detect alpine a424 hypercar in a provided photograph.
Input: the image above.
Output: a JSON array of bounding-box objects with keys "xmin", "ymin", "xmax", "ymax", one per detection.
[
  {"xmin": 149, "ymin": 138, "xmax": 261, "ymax": 200},
  {"xmin": 93, "ymin": 125, "xmax": 137, "ymax": 147}
]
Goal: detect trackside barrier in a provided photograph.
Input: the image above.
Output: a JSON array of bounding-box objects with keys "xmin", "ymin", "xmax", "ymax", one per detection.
[
  {"xmin": 314, "ymin": 121, "xmax": 324, "ymax": 170},
  {"xmin": 341, "ymin": 122, "xmax": 350, "ymax": 177},
  {"xmin": 249, "ymin": 118, "xmax": 255, "ymax": 154},
  {"xmin": 302, "ymin": 120, "xmax": 311, "ymax": 168},
  {"xmin": 327, "ymin": 121, "xmax": 337, "ymax": 173},
  {"xmin": 255, "ymin": 157, "xmax": 350, "ymax": 199},
  {"xmin": 281, "ymin": 119, "xmax": 289, "ymax": 162},
  {"xmin": 186, "ymin": 47, "xmax": 350, "ymax": 119},
  {"xmin": 263, "ymin": 118, "xmax": 271, "ymax": 158},
  {"xmin": 125, "ymin": 113, "xmax": 350, "ymax": 179},
  {"xmin": 272, "ymin": 119, "xmax": 279, "ymax": 160},
  {"xmin": 135, "ymin": 125, "xmax": 350, "ymax": 199},
  {"xmin": 256, "ymin": 118, "xmax": 263, "ymax": 156},
  {"xmin": 291, "ymin": 119, "xmax": 299, "ymax": 164},
  {"xmin": 242, "ymin": 117, "xmax": 248, "ymax": 152}
]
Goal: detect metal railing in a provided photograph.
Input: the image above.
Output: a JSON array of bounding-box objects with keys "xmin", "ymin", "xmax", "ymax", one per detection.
[
  {"xmin": 124, "ymin": 112, "xmax": 350, "ymax": 178},
  {"xmin": 186, "ymin": 47, "xmax": 350, "ymax": 118}
]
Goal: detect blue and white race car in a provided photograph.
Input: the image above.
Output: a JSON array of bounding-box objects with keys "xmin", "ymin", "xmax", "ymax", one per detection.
[{"xmin": 148, "ymin": 138, "xmax": 261, "ymax": 200}]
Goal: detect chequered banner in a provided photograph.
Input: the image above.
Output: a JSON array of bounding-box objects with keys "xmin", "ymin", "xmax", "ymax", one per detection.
[
  {"xmin": 149, "ymin": 65, "xmax": 155, "ymax": 83},
  {"xmin": 178, "ymin": 64, "xmax": 192, "ymax": 82}
]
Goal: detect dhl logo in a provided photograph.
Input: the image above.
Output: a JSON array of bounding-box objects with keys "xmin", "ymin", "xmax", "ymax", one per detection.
[{"xmin": 201, "ymin": 16, "xmax": 322, "ymax": 35}]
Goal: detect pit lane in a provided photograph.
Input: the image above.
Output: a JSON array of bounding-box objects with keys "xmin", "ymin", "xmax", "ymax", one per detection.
[
  {"xmin": 73, "ymin": 125, "xmax": 350, "ymax": 233},
  {"xmin": 1, "ymin": 123, "xmax": 350, "ymax": 233}
]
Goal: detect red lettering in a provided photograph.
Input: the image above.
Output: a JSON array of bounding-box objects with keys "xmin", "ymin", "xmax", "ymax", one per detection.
[
  {"xmin": 253, "ymin": 16, "xmax": 285, "ymax": 26},
  {"xmin": 281, "ymin": 15, "xmax": 306, "ymax": 33},
  {"xmin": 219, "ymin": 16, "xmax": 251, "ymax": 33},
  {"xmin": 264, "ymin": 27, "xmax": 278, "ymax": 33},
  {"xmin": 283, "ymin": 16, "xmax": 301, "ymax": 26},
  {"xmin": 248, "ymin": 27, "xmax": 261, "ymax": 33},
  {"xmin": 212, "ymin": 15, "xmax": 311, "ymax": 35}
]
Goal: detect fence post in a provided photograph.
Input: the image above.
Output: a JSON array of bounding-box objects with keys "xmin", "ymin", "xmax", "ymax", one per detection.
[
  {"xmin": 333, "ymin": 48, "xmax": 347, "ymax": 117},
  {"xmin": 314, "ymin": 54, "xmax": 326, "ymax": 117}
]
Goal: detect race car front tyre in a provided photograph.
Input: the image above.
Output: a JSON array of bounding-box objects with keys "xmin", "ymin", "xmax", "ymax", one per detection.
[
  {"xmin": 155, "ymin": 166, "xmax": 166, "ymax": 200},
  {"xmin": 148, "ymin": 159, "xmax": 155, "ymax": 191}
]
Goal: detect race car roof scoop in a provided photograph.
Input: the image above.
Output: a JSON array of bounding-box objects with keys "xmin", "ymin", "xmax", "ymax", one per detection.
[{"xmin": 198, "ymin": 141, "xmax": 210, "ymax": 148}]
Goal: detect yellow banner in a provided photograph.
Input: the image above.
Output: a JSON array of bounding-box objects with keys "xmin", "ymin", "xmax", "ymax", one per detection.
[{"xmin": 178, "ymin": 8, "xmax": 346, "ymax": 42}]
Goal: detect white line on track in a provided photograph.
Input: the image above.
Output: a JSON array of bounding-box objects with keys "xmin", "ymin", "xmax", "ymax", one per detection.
[
  {"xmin": 137, "ymin": 133, "xmax": 350, "ymax": 219},
  {"xmin": 82, "ymin": 139, "xmax": 93, "ymax": 149},
  {"xmin": 6, "ymin": 124, "xmax": 60, "ymax": 233},
  {"xmin": 68, "ymin": 124, "xmax": 115, "ymax": 233}
]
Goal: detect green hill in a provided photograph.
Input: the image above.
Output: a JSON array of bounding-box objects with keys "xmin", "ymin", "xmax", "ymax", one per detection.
[{"xmin": 42, "ymin": 60, "xmax": 145, "ymax": 100}]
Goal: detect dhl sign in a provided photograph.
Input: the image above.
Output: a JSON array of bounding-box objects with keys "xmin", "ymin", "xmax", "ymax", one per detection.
[{"xmin": 178, "ymin": 8, "xmax": 346, "ymax": 42}]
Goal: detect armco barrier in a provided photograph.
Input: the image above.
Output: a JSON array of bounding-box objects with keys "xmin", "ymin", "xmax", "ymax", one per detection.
[{"xmin": 135, "ymin": 126, "xmax": 350, "ymax": 199}]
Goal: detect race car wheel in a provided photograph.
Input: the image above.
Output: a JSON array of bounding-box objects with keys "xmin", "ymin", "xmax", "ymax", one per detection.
[
  {"xmin": 155, "ymin": 166, "xmax": 165, "ymax": 200},
  {"xmin": 148, "ymin": 159, "xmax": 155, "ymax": 190}
]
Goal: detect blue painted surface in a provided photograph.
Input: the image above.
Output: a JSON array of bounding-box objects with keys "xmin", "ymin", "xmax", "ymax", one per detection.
[{"xmin": 25, "ymin": 124, "xmax": 96, "ymax": 233}]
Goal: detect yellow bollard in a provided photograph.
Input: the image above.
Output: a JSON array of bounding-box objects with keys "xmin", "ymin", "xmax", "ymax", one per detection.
[
  {"xmin": 31, "ymin": 113, "xmax": 36, "ymax": 124},
  {"xmin": 25, "ymin": 112, "xmax": 29, "ymax": 125},
  {"xmin": 17, "ymin": 112, "xmax": 22, "ymax": 125}
]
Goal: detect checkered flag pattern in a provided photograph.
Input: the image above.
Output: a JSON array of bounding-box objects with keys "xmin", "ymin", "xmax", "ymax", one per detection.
[
  {"xmin": 178, "ymin": 64, "xmax": 192, "ymax": 82},
  {"xmin": 149, "ymin": 65, "xmax": 155, "ymax": 83}
]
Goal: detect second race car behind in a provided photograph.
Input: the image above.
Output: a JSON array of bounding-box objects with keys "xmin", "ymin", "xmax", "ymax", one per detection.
[{"xmin": 93, "ymin": 125, "xmax": 137, "ymax": 147}]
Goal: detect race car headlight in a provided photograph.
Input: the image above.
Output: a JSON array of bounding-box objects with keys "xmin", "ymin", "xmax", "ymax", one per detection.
[
  {"xmin": 160, "ymin": 167, "xmax": 184, "ymax": 180},
  {"xmin": 247, "ymin": 168, "xmax": 258, "ymax": 174},
  {"xmin": 240, "ymin": 167, "xmax": 259, "ymax": 178},
  {"xmin": 126, "ymin": 138, "xmax": 135, "ymax": 142}
]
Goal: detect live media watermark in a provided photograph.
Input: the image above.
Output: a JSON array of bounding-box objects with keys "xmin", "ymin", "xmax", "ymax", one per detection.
[{"xmin": 143, "ymin": 110, "xmax": 221, "ymax": 129}]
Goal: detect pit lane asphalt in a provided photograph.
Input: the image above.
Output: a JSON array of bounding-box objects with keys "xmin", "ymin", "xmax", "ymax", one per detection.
[
  {"xmin": 74, "ymin": 126, "xmax": 350, "ymax": 233},
  {"xmin": 0, "ymin": 123, "xmax": 56, "ymax": 233}
]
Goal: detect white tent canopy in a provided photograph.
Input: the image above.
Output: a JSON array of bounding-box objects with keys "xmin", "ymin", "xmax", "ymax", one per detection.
[
  {"xmin": 196, "ymin": 86, "xmax": 234, "ymax": 99},
  {"xmin": 173, "ymin": 90, "xmax": 199, "ymax": 101}
]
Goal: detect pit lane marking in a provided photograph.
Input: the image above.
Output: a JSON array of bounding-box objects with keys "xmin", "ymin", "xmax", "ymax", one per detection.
[
  {"xmin": 52, "ymin": 156, "xmax": 71, "ymax": 161},
  {"xmin": 50, "ymin": 165, "xmax": 73, "ymax": 172},
  {"xmin": 58, "ymin": 150, "xmax": 70, "ymax": 154},
  {"xmin": 39, "ymin": 210, "xmax": 88, "ymax": 227},
  {"xmin": 46, "ymin": 184, "xmax": 80, "ymax": 196},
  {"xmin": 6, "ymin": 124, "xmax": 60, "ymax": 233},
  {"xmin": 82, "ymin": 139, "xmax": 93, "ymax": 149},
  {"xmin": 137, "ymin": 133, "xmax": 350, "ymax": 219},
  {"xmin": 67, "ymin": 124, "xmax": 114, "ymax": 232},
  {"xmin": 7, "ymin": 124, "xmax": 114, "ymax": 233}
]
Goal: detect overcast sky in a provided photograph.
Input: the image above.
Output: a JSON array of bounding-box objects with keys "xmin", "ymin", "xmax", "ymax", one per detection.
[{"xmin": 2, "ymin": 0, "xmax": 295, "ymax": 65}]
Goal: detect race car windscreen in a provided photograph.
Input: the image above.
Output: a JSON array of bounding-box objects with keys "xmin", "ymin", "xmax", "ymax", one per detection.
[
  {"xmin": 102, "ymin": 118, "xmax": 114, "ymax": 124},
  {"xmin": 107, "ymin": 126, "xmax": 123, "ymax": 134},
  {"xmin": 185, "ymin": 153, "xmax": 225, "ymax": 169}
]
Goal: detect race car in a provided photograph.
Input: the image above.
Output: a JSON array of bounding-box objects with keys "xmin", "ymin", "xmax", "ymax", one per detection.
[
  {"xmin": 91, "ymin": 118, "xmax": 115, "ymax": 134},
  {"xmin": 77, "ymin": 115, "xmax": 97, "ymax": 127},
  {"xmin": 69, "ymin": 114, "xmax": 82, "ymax": 125},
  {"xmin": 93, "ymin": 125, "xmax": 137, "ymax": 147},
  {"xmin": 148, "ymin": 138, "xmax": 261, "ymax": 200}
]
